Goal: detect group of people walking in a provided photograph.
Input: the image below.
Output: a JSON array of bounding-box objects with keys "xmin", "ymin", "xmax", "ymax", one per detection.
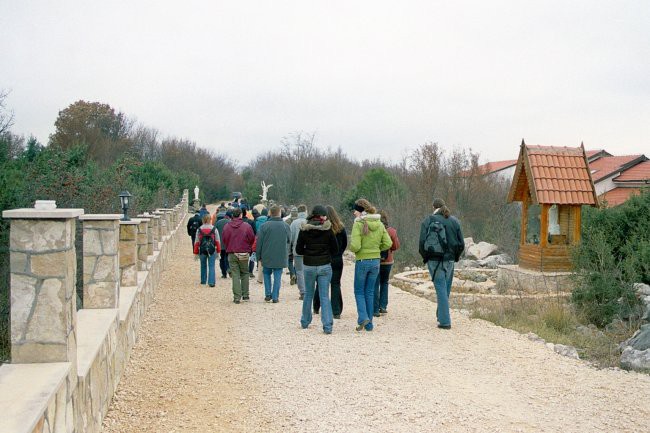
[{"xmin": 187, "ymin": 196, "xmax": 464, "ymax": 333}]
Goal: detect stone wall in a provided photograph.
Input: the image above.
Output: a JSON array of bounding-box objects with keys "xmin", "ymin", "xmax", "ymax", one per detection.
[{"xmin": 0, "ymin": 190, "xmax": 189, "ymax": 433}]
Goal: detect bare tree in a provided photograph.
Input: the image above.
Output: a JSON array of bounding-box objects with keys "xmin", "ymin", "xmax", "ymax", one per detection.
[{"xmin": 0, "ymin": 89, "xmax": 15, "ymax": 135}]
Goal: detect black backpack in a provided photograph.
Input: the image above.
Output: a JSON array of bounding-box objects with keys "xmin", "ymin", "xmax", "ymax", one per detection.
[
  {"xmin": 424, "ymin": 215, "xmax": 448, "ymax": 259},
  {"xmin": 189, "ymin": 217, "xmax": 202, "ymax": 234},
  {"xmin": 199, "ymin": 227, "xmax": 216, "ymax": 256}
]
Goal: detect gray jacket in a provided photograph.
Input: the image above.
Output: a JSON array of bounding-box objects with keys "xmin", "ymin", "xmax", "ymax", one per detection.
[
  {"xmin": 256, "ymin": 217, "xmax": 291, "ymax": 268},
  {"xmin": 289, "ymin": 214, "xmax": 307, "ymax": 256}
]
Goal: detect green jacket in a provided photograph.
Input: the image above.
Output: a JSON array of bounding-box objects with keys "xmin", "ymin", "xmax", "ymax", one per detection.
[{"xmin": 349, "ymin": 214, "xmax": 392, "ymax": 260}]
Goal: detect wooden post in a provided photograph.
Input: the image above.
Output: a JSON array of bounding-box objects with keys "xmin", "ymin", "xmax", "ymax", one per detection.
[
  {"xmin": 540, "ymin": 204, "xmax": 549, "ymax": 247},
  {"xmin": 572, "ymin": 206, "xmax": 582, "ymax": 244},
  {"xmin": 520, "ymin": 197, "xmax": 528, "ymax": 245}
]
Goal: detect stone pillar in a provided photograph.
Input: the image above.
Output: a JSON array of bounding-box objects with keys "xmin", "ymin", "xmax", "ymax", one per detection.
[
  {"xmin": 136, "ymin": 219, "xmax": 149, "ymax": 271},
  {"xmin": 149, "ymin": 214, "xmax": 161, "ymax": 251},
  {"xmin": 153, "ymin": 211, "xmax": 168, "ymax": 237},
  {"xmin": 3, "ymin": 207, "xmax": 84, "ymax": 363},
  {"xmin": 138, "ymin": 215, "xmax": 154, "ymax": 256},
  {"xmin": 80, "ymin": 214, "xmax": 121, "ymax": 309},
  {"xmin": 119, "ymin": 219, "xmax": 140, "ymax": 287}
]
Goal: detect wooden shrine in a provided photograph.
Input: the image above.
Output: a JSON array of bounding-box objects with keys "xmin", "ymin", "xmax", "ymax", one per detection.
[{"xmin": 507, "ymin": 141, "xmax": 599, "ymax": 272}]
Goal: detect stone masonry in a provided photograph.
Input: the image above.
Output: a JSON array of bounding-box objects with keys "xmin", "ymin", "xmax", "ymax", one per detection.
[
  {"xmin": 4, "ymin": 208, "xmax": 84, "ymax": 364},
  {"xmin": 119, "ymin": 220, "xmax": 140, "ymax": 287},
  {"xmin": 136, "ymin": 219, "xmax": 149, "ymax": 271},
  {"xmin": 80, "ymin": 215, "xmax": 121, "ymax": 309}
]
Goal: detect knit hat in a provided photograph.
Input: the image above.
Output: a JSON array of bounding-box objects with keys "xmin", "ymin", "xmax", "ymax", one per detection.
[
  {"xmin": 433, "ymin": 198, "xmax": 446, "ymax": 209},
  {"xmin": 310, "ymin": 205, "xmax": 327, "ymax": 218}
]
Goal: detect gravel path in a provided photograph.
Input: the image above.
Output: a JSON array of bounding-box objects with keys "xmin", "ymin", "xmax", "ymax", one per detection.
[{"xmin": 103, "ymin": 222, "xmax": 650, "ymax": 432}]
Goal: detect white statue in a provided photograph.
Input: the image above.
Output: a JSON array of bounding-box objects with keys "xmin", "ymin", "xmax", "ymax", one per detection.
[
  {"xmin": 194, "ymin": 185, "xmax": 199, "ymax": 201},
  {"xmin": 548, "ymin": 204, "xmax": 561, "ymax": 235},
  {"xmin": 260, "ymin": 181, "xmax": 273, "ymax": 202}
]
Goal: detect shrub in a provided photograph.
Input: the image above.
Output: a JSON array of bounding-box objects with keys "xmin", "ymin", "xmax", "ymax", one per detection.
[{"xmin": 572, "ymin": 190, "xmax": 650, "ymax": 327}]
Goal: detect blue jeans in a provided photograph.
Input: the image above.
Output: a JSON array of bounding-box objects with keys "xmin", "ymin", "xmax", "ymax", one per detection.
[
  {"xmin": 427, "ymin": 260, "xmax": 455, "ymax": 327},
  {"xmin": 354, "ymin": 259, "xmax": 380, "ymax": 330},
  {"xmin": 301, "ymin": 264, "xmax": 333, "ymax": 333},
  {"xmin": 373, "ymin": 263, "xmax": 393, "ymax": 314},
  {"xmin": 263, "ymin": 267, "xmax": 283, "ymax": 301},
  {"xmin": 200, "ymin": 253, "xmax": 217, "ymax": 286}
]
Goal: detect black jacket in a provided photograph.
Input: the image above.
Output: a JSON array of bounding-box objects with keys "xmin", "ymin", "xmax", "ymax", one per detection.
[
  {"xmin": 296, "ymin": 219, "xmax": 339, "ymax": 266},
  {"xmin": 419, "ymin": 213, "xmax": 465, "ymax": 263},
  {"xmin": 187, "ymin": 213, "xmax": 202, "ymax": 237},
  {"xmin": 333, "ymin": 228, "xmax": 348, "ymax": 259}
]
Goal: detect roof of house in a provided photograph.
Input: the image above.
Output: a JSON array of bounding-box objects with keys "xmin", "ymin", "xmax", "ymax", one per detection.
[
  {"xmin": 585, "ymin": 149, "xmax": 612, "ymax": 161},
  {"xmin": 507, "ymin": 143, "xmax": 598, "ymax": 205},
  {"xmin": 613, "ymin": 160, "xmax": 650, "ymax": 182},
  {"xmin": 475, "ymin": 159, "xmax": 518, "ymax": 175},
  {"xmin": 588, "ymin": 154, "xmax": 645, "ymax": 182},
  {"xmin": 600, "ymin": 187, "xmax": 642, "ymax": 207}
]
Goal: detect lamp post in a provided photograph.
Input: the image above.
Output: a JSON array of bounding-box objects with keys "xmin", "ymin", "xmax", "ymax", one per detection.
[{"xmin": 119, "ymin": 191, "xmax": 132, "ymax": 221}]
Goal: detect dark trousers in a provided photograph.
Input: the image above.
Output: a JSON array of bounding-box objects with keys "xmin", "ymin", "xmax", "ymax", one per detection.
[
  {"xmin": 314, "ymin": 257, "xmax": 343, "ymax": 315},
  {"xmin": 374, "ymin": 263, "xmax": 393, "ymax": 314},
  {"xmin": 219, "ymin": 250, "xmax": 230, "ymax": 277}
]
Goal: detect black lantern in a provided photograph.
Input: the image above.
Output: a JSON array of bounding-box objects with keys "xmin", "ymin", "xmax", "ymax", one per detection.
[{"xmin": 119, "ymin": 191, "xmax": 132, "ymax": 221}]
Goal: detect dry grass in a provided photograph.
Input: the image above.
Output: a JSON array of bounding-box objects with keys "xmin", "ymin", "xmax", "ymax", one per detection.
[{"xmin": 469, "ymin": 296, "xmax": 639, "ymax": 368}]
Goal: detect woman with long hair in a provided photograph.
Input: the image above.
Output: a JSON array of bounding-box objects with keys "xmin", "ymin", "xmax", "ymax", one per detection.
[
  {"xmin": 296, "ymin": 205, "xmax": 339, "ymax": 334},
  {"xmin": 373, "ymin": 210, "xmax": 400, "ymax": 316},
  {"xmin": 349, "ymin": 198, "xmax": 392, "ymax": 331},
  {"xmin": 313, "ymin": 205, "xmax": 347, "ymax": 319}
]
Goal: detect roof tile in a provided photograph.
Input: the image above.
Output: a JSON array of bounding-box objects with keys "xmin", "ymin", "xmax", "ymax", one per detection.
[{"xmin": 519, "ymin": 145, "xmax": 597, "ymax": 205}]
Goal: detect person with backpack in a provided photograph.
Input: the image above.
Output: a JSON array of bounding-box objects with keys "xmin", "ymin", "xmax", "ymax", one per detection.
[
  {"xmin": 296, "ymin": 205, "xmax": 339, "ymax": 334},
  {"xmin": 222, "ymin": 208, "xmax": 255, "ymax": 303},
  {"xmin": 256, "ymin": 205, "xmax": 291, "ymax": 303},
  {"xmin": 198, "ymin": 204, "xmax": 209, "ymax": 218},
  {"xmin": 418, "ymin": 198, "xmax": 465, "ymax": 329},
  {"xmin": 373, "ymin": 210, "xmax": 401, "ymax": 317},
  {"xmin": 349, "ymin": 199, "xmax": 392, "ymax": 332},
  {"xmin": 193, "ymin": 214, "xmax": 221, "ymax": 287},
  {"xmin": 187, "ymin": 210, "xmax": 203, "ymax": 247},
  {"xmin": 215, "ymin": 209, "xmax": 232, "ymax": 278}
]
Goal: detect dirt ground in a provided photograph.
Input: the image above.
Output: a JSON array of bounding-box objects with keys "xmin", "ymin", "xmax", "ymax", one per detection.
[{"xmin": 103, "ymin": 218, "xmax": 650, "ymax": 433}]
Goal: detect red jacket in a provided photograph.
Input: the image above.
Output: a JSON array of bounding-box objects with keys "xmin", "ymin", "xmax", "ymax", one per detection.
[
  {"xmin": 193, "ymin": 225, "xmax": 221, "ymax": 255},
  {"xmin": 381, "ymin": 226, "xmax": 400, "ymax": 265},
  {"xmin": 222, "ymin": 218, "xmax": 255, "ymax": 253}
]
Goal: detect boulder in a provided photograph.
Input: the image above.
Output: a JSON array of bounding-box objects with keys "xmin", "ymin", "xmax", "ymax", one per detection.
[
  {"xmin": 478, "ymin": 254, "xmax": 513, "ymax": 269},
  {"xmin": 620, "ymin": 347, "xmax": 650, "ymax": 371},
  {"xmin": 576, "ymin": 324, "xmax": 605, "ymax": 339},
  {"xmin": 634, "ymin": 283, "xmax": 650, "ymax": 297},
  {"xmin": 463, "ymin": 237, "xmax": 475, "ymax": 251},
  {"xmin": 553, "ymin": 344, "xmax": 580, "ymax": 359},
  {"xmin": 456, "ymin": 259, "xmax": 480, "ymax": 269},
  {"xmin": 624, "ymin": 324, "xmax": 650, "ymax": 351},
  {"xmin": 465, "ymin": 241, "xmax": 499, "ymax": 260}
]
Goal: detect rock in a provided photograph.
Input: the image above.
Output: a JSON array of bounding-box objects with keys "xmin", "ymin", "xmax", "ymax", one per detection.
[
  {"xmin": 456, "ymin": 270, "xmax": 488, "ymax": 283},
  {"xmin": 463, "ymin": 237, "xmax": 475, "ymax": 251},
  {"xmin": 634, "ymin": 283, "xmax": 650, "ymax": 297},
  {"xmin": 620, "ymin": 346, "xmax": 650, "ymax": 371},
  {"xmin": 553, "ymin": 344, "xmax": 580, "ymax": 359},
  {"xmin": 457, "ymin": 259, "xmax": 480, "ymax": 269},
  {"xmin": 478, "ymin": 254, "xmax": 513, "ymax": 269},
  {"xmin": 527, "ymin": 332, "xmax": 545, "ymax": 344},
  {"xmin": 576, "ymin": 325, "xmax": 605, "ymax": 339},
  {"xmin": 465, "ymin": 242, "xmax": 499, "ymax": 260},
  {"xmin": 623, "ymin": 324, "xmax": 650, "ymax": 351},
  {"xmin": 605, "ymin": 318, "xmax": 627, "ymax": 333}
]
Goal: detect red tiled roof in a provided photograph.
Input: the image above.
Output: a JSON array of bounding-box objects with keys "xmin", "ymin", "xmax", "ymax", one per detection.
[
  {"xmin": 526, "ymin": 146, "xmax": 597, "ymax": 205},
  {"xmin": 475, "ymin": 159, "xmax": 517, "ymax": 175},
  {"xmin": 600, "ymin": 188, "xmax": 642, "ymax": 207},
  {"xmin": 508, "ymin": 144, "xmax": 598, "ymax": 205},
  {"xmin": 614, "ymin": 160, "xmax": 650, "ymax": 182},
  {"xmin": 588, "ymin": 155, "xmax": 644, "ymax": 182}
]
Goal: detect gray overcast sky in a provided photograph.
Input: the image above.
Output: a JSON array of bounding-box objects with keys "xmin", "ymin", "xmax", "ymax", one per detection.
[{"xmin": 2, "ymin": 1, "xmax": 650, "ymax": 166}]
